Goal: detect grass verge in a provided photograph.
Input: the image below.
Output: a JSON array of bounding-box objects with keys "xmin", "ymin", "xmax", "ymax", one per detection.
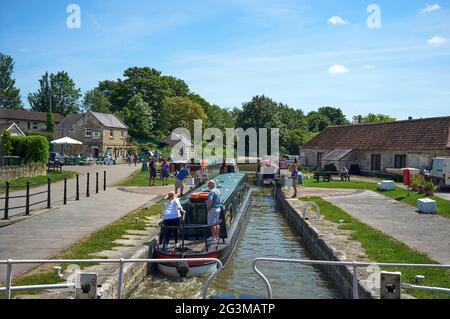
[
  {"xmin": 303, "ymin": 179, "xmax": 450, "ymax": 218},
  {"xmin": 2, "ymin": 201, "xmax": 162, "ymax": 298},
  {"xmin": 304, "ymin": 196, "xmax": 450, "ymax": 299},
  {"xmin": 115, "ymin": 171, "xmax": 176, "ymax": 187},
  {"xmin": 0, "ymin": 171, "xmax": 76, "ymax": 193}
]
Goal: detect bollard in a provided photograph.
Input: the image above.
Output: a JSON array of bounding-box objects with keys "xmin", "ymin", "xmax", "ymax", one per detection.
[
  {"xmin": 76, "ymin": 175, "xmax": 80, "ymax": 201},
  {"xmin": 103, "ymin": 171, "xmax": 106, "ymax": 191},
  {"xmin": 3, "ymin": 181, "xmax": 10, "ymax": 220},
  {"xmin": 64, "ymin": 178, "xmax": 67, "ymax": 205},
  {"xmin": 96, "ymin": 172, "xmax": 99, "ymax": 194},
  {"xmin": 47, "ymin": 178, "xmax": 51, "ymax": 208},
  {"xmin": 25, "ymin": 181, "xmax": 30, "ymax": 215},
  {"xmin": 86, "ymin": 173, "xmax": 90, "ymax": 198}
]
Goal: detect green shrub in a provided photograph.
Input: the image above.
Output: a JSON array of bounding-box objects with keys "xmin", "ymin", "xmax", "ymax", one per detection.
[
  {"xmin": 10, "ymin": 135, "xmax": 49, "ymax": 164},
  {"xmin": 322, "ymin": 163, "xmax": 337, "ymax": 172},
  {"xmin": 1, "ymin": 130, "xmax": 14, "ymax": 156},
  {"xmin": 27, "ymin": 131, "xmax": 54, "ymax": 141}
]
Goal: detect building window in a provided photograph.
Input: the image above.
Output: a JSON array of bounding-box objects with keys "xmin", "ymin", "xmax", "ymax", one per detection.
[
  {"xmin": 85, "ymin": 128, "xmax": 92, "ymax": 137},
  {"xmin": 394, "ymin": 154, "xmax": 407, "ymax": 169},
  {"xmin": 371, "ymin": 154, "xmax": 381, "ymax": 171},
  {"xmin": 109, "ymin": 130, "xmax": 114, "ymax": 139},
  {"xmin": 27, "ymin": 121, "xmax": 31, "ymax": 130},
  {"xmin": 32, "ymin": 122, "xmax": 38, "ymax": 130},
  {"xmin": 121, "ymin": 131, "xmax": 124, "ymax": 139}
]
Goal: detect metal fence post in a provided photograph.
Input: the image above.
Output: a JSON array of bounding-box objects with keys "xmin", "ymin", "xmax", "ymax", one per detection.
[
  {"xmin": 76, "ymin": 175, "xmax": 79, "ymax": 201},
  {"xmin": 5, "ymin": 259, "xmax": 13, "ymax": 299},
  {"xmin": 103, "ymin": 170, "xmax": 106, "ymax": 191},
  {"xmin": 118, "ymin": 258, "xmax": 124, "ymax": 299},
  {"xmin": 25, "ymin": 181, "xmax": 30, "ymax": 215},
  {"xmin": 96, "ymin": 172, "xmax": 99, "ymax": 194},
  {"xmin": 47, "ymin": 178, "xmax": 51, "ymax": 209},
  {"xmin": 63, "ymin": 178, "xmax": 67, "ymax": 205},
  {"xmin": 352, "ymin": 261, "xmax": 359, "ymax": 299},
  {"xmin": 86, "ymin": 173, "xmax": 90, "ymax": 198},
  {"xmin": 3, "ymin": 181, "xmax": 10, "ymax": 220}
]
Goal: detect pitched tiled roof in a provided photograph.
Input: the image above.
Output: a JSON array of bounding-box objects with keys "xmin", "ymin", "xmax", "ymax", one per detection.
[
  {"xmin": 0, "ymin": 109, "xmax": 64, "ymax": 122},
  {"xmin": 55, "ymin": 114, "xmax": 83, "ymax": 130},
  {"xmin": 302, "ymin": 116, "xmax": 450, "ymax": 151},
  {"xmin": 90, "ymin": 112, "xmax": 128, "ymax": 129}
]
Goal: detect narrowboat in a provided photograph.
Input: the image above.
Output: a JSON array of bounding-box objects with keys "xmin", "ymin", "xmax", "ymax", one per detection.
[{"xmin": 155, "ymin": 172, "xmax": 252, "ymax": 277}]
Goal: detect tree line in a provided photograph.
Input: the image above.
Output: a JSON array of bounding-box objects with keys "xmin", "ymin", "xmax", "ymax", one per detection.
[{"xmin": 1, "ymin": 52, "xmax": 396, "ymax": 154}]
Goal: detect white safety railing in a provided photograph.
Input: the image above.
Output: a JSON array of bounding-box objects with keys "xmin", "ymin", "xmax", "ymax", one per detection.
[
  {"xmin": 0, "ymin": 258, "xmax": 222, "ymax": 299},
  {"xmin": 251, "ymin": 258, "xmax": 450, "ymax": 299}
]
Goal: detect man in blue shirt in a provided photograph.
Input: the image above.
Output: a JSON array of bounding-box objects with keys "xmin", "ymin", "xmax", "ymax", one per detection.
[
  {"xmin": 175, "ymin": 164, "xmax": 191, "ymax": 196},
  {"xmin": 207, "ymin": 180, "xmax": 221, "ymax": 242}
]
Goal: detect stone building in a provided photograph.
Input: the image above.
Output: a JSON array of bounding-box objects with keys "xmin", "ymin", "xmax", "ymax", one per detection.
[
  {"xmin": 300, "ymin": 116, "xmax": 450, "ymax": 174},
  {"xmin": 55, "ymin": 112, "xmax": 128, "ymax": 159},
  {"xmin": 0, "ymin": 109, "xmax": 64, "ymax": 133}
]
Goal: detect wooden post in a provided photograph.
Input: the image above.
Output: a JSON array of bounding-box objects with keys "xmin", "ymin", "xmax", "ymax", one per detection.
[
  {"xmin": 47, "ymin": 178, "xmax": 51, "ymax": 209},
  {"xmin": 3, "ymin": 182, "xmax": 10, "ymax": 220},
  {"xmin": 103, "ymin": 170, "xmax": 106, "ymax": 191},
  {"xmin": 76, "ymin": 175, "xmax": 79, "ymax": 201},
  {"xmin": 25, "ymin": 181, "xmax": 30, "ymax": 215},
  {"xmin": 86, "ymin": 173, "xmax": 90, "ymax": 197}
]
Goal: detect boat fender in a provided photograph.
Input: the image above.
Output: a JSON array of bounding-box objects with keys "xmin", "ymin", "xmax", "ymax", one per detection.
[{"xmin": 176, "ymin": 261, "xmax": 189, "ymax": 278}]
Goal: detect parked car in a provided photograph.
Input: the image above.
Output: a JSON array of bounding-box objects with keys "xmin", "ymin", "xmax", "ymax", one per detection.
[
  {"xmin": 429, "ymin": 157, "xmax": 450, "ymax": 189},
  {"xmin": 49, "ymin": 152, "xmax": 64, "ymax": 165}
]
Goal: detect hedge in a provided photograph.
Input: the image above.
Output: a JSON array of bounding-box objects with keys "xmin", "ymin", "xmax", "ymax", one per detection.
[{"xmin": 10, "ymin": 135, "xmax": 49, "ymax": 164}]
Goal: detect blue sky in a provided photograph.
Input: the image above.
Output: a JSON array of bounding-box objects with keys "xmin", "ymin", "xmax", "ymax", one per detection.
[{"xmin": 1, "ymin": 0, "xmax": 449, "ymax": 120}]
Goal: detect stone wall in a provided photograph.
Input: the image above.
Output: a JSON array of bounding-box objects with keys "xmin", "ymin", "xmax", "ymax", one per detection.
[
  {"xmin": 0, "ymin": 163, "xmax": 46, "ymax": 182},
  {"xmin": 274, "ymin": 186, "xmax": 376, "ymax": 299}
]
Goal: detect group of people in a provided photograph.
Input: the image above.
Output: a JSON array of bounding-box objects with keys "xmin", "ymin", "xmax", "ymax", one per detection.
[
  {"xmin": 160, "ymin": 179, "xmax": 222, "ymax": 248},
  {"xmin": 127, "ymin": 154, "xmax": 140, "ymax": 166}
]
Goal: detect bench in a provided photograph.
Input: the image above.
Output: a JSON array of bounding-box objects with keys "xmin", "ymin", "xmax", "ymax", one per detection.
[{"xmin": 313, "ymin": 172, "xmax": 333, "ymax": 182}]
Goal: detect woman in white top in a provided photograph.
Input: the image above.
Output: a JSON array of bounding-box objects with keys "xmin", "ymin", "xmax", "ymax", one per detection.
[{"xmin": 160, "ymin": 192, "xmax": 186, "ymax": 248}]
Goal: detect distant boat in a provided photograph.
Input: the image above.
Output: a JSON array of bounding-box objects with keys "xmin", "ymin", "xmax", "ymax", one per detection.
[{"xmin": 155, "ymin": 172, "xmax": 252, "ymax": 277}]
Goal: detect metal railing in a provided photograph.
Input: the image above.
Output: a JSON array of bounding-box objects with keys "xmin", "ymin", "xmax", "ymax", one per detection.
[
  {"xmin": 249, "ymin": 258, "xmax": 450, "ymax": 299},
  {"xmin": 0, "ymin": 257, "xmax": 222, "ymax": 299},
  {"xmin": 0, "ymin": 171, "xmax": 108, "ymax": 220}
]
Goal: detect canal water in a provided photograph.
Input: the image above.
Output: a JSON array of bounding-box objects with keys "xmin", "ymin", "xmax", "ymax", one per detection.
[{"xmin": 131, "ymin": 188, "xmax": 337, "ymax": 299}]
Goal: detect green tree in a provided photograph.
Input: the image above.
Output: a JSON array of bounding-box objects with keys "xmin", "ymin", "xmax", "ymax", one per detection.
[
  {"xmin": 161, "ymin": 96, "xmax": 207, "ymax": 136},
  {"xmin": 123, "ymin": 94, "xmax": 154, "ymax": 139},
  {"xmin": 352, "ymin": 113, "xmax": 396, "ymax": 124},
  {"xmin": 46, "ymin": 111, "xmax": 55, "ymax": 133},
  {"xmin": 189, "ymin": 93, "xmax": 234, "ymax": 130},
  {"xmin": 284, "ymin": 128, "xmax": 319, "ymax": 154},
  {"xmin": 28, "ymin": 71, "xmax": 81, "ymax": 115},
  {"xmin": 83, "ymin": 89, "xmax": 112, "ymax": 113},
  {"xmin": 306, "ymin": 111, "xmax": 331, "ymax": 132},
  {"xmin": 317, "ymin": 106, "xmax": 348, "ymax": 126},
  {"xmin": 0, "ymin": 53, "xmax": 23, "ymax": 109},
  {"xmin": 0, "ymin": 130, "xmax": 14, "ymax": 156}
]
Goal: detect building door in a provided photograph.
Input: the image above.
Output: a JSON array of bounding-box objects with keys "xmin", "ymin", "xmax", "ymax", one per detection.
[
  {"xmin": 317, "ymin": 152, "xmax": 324, "ymax": 168},
  {"xmin": 371, "ymin": 154, "xmax": 381, "ymax": 171},
  {"xmin": 394, "ymin": 154, "xmax": 406, "ymax": 168},
  {"xmin": 92, "ymin": 147, "xmax": 99, "ymax": 158}
]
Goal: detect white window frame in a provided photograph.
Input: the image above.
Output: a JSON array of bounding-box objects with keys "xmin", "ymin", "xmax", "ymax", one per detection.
[
  {"xmin": 85, "ymin": 128, "xmax": 92, "ymax": 138},
  {"xmin": 109, "ymin": 130, "xmax": 114, "ymax": 139},
  {"xmin": 32, "ymin": 122, "xmax": 38, "ymax": 130}
]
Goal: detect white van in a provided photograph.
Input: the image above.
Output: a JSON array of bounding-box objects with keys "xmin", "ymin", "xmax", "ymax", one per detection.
[{"xmin": 429, "ymin": 157, "xmax": 450, "ymax": 189}]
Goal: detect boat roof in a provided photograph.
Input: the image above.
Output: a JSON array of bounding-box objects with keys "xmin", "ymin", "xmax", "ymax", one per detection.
[{"xmin": 180, "ymin": 173, "xmax": 246, "ymax": 205}]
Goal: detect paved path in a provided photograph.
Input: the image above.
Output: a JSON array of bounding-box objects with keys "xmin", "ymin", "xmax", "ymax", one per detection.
[
  {"xmin": 324, "ymin": 190, "xmax": 450, "ymax": 264},
  {"xmin": 0, "ymin": 164, "xmax": 140, "ymax": 220}
]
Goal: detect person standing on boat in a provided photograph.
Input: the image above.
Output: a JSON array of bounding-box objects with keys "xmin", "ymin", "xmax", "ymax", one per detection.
[
  {"xmin": 161, "ymin": 192, "xmax": 186, "ymax": 249},
  {"xmin": 291, "ymin": 164, "xmax": 299, "ymax": 198},
  {"xmin": 175, "ymin": 164, "xmax": 191, "ymax": 196},
  {"xmin": 206, "ymin": 180, "xmax": 221, "ymax": 242}
]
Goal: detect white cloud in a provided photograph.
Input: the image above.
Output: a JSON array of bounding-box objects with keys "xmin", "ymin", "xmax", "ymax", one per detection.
[
  {"xmin": 363, "ymin": 65, "xmax": 376, "ymax": 70},
  {"xmin": 427, "ymin": 36, "xmax": 447, "ymax": 45},
  {"xmin": 422, "ymin": 4, "xmax": 441, "ymax": 13},
  {"xmin": 328, "ymin": 64, "xmax": 349, "ymax": 75},
  {"xmin": 327, "ymin": 16, "xmax": 349, "ymax": 25},
  {"xmin": 19, "ymin": 48, "xmax": 29, "ymax": 53}
]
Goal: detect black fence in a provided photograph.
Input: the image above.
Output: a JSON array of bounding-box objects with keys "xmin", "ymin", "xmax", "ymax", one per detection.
[{"xmin": 1, "ymin": 170, "xmax": 108, "ymax": 220}]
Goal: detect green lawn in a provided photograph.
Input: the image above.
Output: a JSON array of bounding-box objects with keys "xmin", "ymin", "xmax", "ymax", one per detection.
[
  {"xmin": 0, "ymin": 171, "xmax": 76, "ymax": 193},
  {"xmin": 303, "ymin": 178, "xmax": 450, "ymax": 218},
  {"xmin": 116, "ymin": 171, "xmax": 176, "ymax": 187},
  {"xmin": 3, "ymin": 202, "xmax": 162, "ymax": 297},
  {"xmin": 305, "ymin": 197, "xmax": 450, "ymax": 299}
]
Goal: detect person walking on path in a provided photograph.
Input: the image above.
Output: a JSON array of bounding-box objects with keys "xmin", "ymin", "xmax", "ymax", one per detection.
[
  {"xmin": 161, "ymin": 159, "xmax": 170, "ymax": 186},
  {"xmin": 175, "ymin": 164, "xmax": 191, "ymax": 196},
  {"xmin": 160, "ymin": 192, "xmax": 186, "ymax": 249},
  {"xmin": 149, "ymin": 160, "xmax": 157, "ymax": 186},
  {"xmin": 206, "ymin": 180, "xmax": 222, "ymax": 243},
  {"xmin": 133, "ymin": 154, "xmax": 139, "ymax": 166},
  {"xmin": 291, "ymin": 164, "xmax": 299, "ymax": 198}
]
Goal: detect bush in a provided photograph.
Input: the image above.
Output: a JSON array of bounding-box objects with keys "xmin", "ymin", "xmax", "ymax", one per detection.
[
  {"xmin": 322, "ymin": 163, "xmax": 337, "ymax": 172},
  {"xmin": 10, "ymin": 135, "xmax": 49, "ymax": 164},
  {"xmin": 27, "ymin": 131, "xmax": 54, "ymax": 141},
  {"xmin": 1, "ymin": 130, "xmax": 13, "ymax": 156}
]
